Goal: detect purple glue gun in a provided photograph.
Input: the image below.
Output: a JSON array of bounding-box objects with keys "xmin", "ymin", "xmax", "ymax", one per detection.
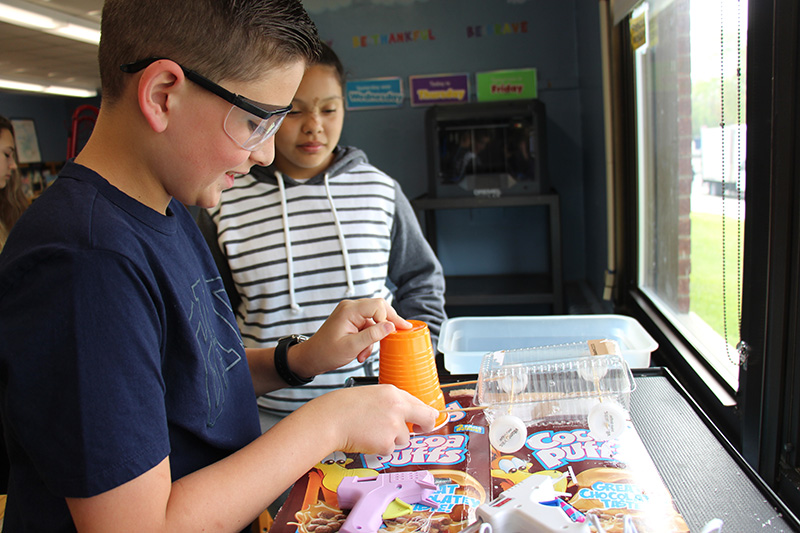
[{"xmin": 337, "ymin": 470, "xmax": 439, "ymax": 533}]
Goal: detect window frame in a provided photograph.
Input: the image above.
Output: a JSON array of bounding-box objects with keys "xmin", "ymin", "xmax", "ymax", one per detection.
[
  {"xmin": 739, "ymin": 0, "xmax": 800, "ymax": 511},
  {"xmin": 613, "ymin": 0, "xmax": 800, "ymax": 516}
]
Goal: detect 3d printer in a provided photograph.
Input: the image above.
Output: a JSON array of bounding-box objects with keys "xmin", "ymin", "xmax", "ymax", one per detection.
[{"xmin": 425, "ymin": 99, "xmax": 549, "ymax": 198}]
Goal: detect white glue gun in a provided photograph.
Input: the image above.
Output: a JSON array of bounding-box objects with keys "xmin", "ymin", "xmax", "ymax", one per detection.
[{"xmin": 461, "ymin": 474, "xmax": 591, "ymax": 533}]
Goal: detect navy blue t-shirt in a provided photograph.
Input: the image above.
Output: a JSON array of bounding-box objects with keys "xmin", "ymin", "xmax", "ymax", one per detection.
[{"xmin": 0, "ymin": 162, "xmax": 262, "ymax": 530}]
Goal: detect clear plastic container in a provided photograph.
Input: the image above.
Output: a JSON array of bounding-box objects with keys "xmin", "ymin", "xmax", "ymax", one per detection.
[
  {"xmin": 438, "ymin": 314, "xmax": 658, "ymax": 373},
  {"xmin": 474, "ymin": 346, "xmax": 636, "ymax": 429}
]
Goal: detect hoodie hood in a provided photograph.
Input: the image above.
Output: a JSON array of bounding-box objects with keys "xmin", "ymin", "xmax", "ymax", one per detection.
[{"xmin": 249, "ymin": 145, "xmax": 368, "ymax": 186}]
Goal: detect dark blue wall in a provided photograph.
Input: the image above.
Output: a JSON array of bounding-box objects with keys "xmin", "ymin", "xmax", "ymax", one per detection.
[
  {"xmin": 575, "ymin": 1, "xmax": 609, "ymax": 301},
  {"xmin": 309, "ymin": 0, "xmax": 606, "ymax": 296},
  {"xmin": 0, "ymin": 91, "xmax": 99, "ymax": 163},
  {"xmin": 0, "ymin": 0, "xmax": 609, "ymax": 303}
]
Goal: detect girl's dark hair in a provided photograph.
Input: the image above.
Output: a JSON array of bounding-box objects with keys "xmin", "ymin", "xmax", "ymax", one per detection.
[{"xmin": 317, "ymin": 42, "xmax": 346, "ymax": 90}]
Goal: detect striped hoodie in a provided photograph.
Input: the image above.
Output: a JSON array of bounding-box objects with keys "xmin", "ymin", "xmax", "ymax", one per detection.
[{"xmin": 198, "ymin": 146, "xmax": 446, "ymax": 416}]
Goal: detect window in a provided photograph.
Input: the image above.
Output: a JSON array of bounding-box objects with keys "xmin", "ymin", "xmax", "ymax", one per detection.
[
  {"xmin": 618, "ymin": 0, "xmax": 800, "ymax": 517},
  {"xmin": 630, "ymin": 0, "xmax": 746, "ymax": 391}
]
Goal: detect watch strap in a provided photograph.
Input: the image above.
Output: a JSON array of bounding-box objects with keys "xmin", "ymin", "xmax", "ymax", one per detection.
[{"xmin": 274, "ymin": 334, "xmax": 312, "ymax": 386}]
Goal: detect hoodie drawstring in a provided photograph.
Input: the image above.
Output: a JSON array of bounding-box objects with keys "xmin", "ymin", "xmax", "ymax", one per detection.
[
  {"xmin": 324, "ymin": 173, "xmax": 355, "ymax": 297},
  {"xmin": 277, "ymin": 171, "xmax": 356, "ymax": 314},
  {"xmin": 276, "ymin": 171, "xmax": 302, "ymax": 313}
]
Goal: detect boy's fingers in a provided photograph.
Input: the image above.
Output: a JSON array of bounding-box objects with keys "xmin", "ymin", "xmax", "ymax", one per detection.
[
  {"xmin": 348, "ymin": 298, "xmax": 411, "ymax": 331},
  {"xmin": 394, "ymin": 432, "xmax": 411, "ymax": 450},
  {"xmin": 358, "ymin": 321, "xmax": 396, "ymax": 346},
  {"xmin": 355, "ymin": 346, "xmax": 372, "ymax": 363},
  {"xmin": 408, "ymin": 404, "xmax": 439, "ymax": 434},
  {"xmin": 392, "ymin": 388, "xmax": 438, "ymax": 434}
]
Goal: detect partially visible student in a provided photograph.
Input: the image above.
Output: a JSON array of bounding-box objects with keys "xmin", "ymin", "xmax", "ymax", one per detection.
[
  {"xmin": 199, "ymin": 43, "xmax": 446, "ymax": 420},
  {"xmin": 0, "ymin": 2, "xmax": 437, "ymax": 531},
  {"xmin": 0, "ymin": 115, "xmax": 28, "ymax": 251}
]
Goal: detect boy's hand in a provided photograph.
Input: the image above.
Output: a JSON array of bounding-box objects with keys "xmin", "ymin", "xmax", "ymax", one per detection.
[
  {"xmin": 296, "ymin": 385, "xmax": 438, "ymax": 455},
  {"xmin": 292, "ymin": 298, "xmax": 411, "ymax": 378}
]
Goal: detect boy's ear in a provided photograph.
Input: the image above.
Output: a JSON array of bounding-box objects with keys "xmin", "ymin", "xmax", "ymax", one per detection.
[{"xmin": 136, "ymin": 60, "xmax": 186, "ymax": 134}]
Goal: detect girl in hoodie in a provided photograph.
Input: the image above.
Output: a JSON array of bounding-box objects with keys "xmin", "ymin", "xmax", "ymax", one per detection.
[{"xmin": 199, "ymin": 43, "xmax": 446, "ymax": 424}]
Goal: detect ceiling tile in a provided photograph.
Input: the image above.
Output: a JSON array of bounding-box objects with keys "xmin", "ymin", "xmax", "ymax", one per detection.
[{"xmin": 0, "ymin": 0, "xmax": 101, "ymax": 93}]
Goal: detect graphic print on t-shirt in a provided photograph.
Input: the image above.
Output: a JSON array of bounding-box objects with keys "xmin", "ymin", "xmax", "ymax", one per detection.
[{"xmin": 189, "ymin": 276, "xmax": 245, "ymax": 427}]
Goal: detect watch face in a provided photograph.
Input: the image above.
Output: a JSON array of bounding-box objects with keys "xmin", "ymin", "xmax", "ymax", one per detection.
[{"xmin": 279, "ymin": 334, "xmax": 306, "ymax": 344}]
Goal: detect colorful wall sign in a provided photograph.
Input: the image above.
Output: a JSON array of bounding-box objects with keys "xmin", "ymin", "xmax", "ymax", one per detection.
[
  {"xmin": 352, "ymin": 28, "xmax": 437, "ymax": 48},
  {"xmin": 476, "ymin": 68, "xmax": 537, "ymax": 102},
  {"xmin": 345, "ymin": 77, "xmax": 405, "ymax": 110},
  {"xmin": 409, "ymin": 74, "xmax": 470, "ymax": 106},
  {"xmin": 466, "ymin": 20, "xmax": 529, "ymax": 39}
]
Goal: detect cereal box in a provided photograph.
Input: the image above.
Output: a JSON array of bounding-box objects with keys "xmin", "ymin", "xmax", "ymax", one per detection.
[
  {"xmin": 270, "ymin": 385, "xmax": 490, "ymax": 533},
  {"xmin": 270, "ymin": 383, "xmax": 688, "ymax": 532}
]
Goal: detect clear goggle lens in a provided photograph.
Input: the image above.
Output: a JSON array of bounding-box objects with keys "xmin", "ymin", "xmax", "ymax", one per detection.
[{"xmin": 223, "ymin": 104, "xmax": 288, "ymax": 151}]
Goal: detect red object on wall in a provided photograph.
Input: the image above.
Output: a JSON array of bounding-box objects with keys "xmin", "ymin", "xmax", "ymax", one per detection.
[{"xmin": 67, "ymin": 105, "xmax": 99, "ymax": 159}]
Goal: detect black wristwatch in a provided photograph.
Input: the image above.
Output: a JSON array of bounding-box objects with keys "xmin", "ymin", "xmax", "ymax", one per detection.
[{"xmin": 274, "ymin": 334, "xmax": 312, "ymax": 386}]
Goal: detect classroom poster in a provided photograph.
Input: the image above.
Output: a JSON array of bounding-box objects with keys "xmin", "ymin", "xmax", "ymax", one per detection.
[
  {"xmin": 345, "ymin": 78, "xmax": 404, "ymax": 110},
  {"xmin": 476, "ymin": 68, "xmax": 537, "ymax": 102},
  {"xmin": 409, "ymin": 74, "xmax": 470, "ymax": 106}
]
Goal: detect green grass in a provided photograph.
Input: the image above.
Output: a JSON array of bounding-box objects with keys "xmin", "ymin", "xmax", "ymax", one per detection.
[{"xmin": 689, "ymin": 212, "xmax": 744, "ymax": 346}]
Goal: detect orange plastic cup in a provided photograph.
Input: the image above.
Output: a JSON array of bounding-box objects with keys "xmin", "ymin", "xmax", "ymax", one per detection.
[{"xmin": 379, "ymin": 320, "xmax": 448, "ymax": 429}]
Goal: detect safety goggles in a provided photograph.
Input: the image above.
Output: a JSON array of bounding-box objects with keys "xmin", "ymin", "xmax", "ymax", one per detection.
[{"xmin": 120, "ymin": 58, "xmax": 292, "ymax": 151}]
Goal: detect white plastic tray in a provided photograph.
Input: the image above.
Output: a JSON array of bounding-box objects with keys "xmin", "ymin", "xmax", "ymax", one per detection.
[{"xmin": 438, "ymin": 314, "xmax": 657, "ymax": 373}]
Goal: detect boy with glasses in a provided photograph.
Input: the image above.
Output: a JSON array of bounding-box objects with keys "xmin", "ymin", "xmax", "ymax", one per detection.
[
  {"xmin": 0, "ymin": 1, "xmax": 437, "ymax": 531},
  {"xmin": 199, "ymin": 43, "xmax": 446, "ymax": 427}
]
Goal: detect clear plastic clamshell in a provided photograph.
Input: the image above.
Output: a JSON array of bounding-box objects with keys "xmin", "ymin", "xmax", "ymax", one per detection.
[{"xmin": 474, "ymin": 341, "xmax": 636, "ymax": 430}]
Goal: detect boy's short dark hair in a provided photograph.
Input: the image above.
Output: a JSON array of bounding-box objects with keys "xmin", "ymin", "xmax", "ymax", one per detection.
[{"xmin": 99, "ymin": 0, "xmax": 321, "ymax": 104}]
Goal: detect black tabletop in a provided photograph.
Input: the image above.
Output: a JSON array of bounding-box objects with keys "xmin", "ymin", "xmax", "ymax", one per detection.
[
  {"xmin": 348, "ymin": 369, "xmax": 800, "ymax": 532},
  {"xmin": 629, "ymin": 369, "xmax": 798, "ymax": 532}
]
